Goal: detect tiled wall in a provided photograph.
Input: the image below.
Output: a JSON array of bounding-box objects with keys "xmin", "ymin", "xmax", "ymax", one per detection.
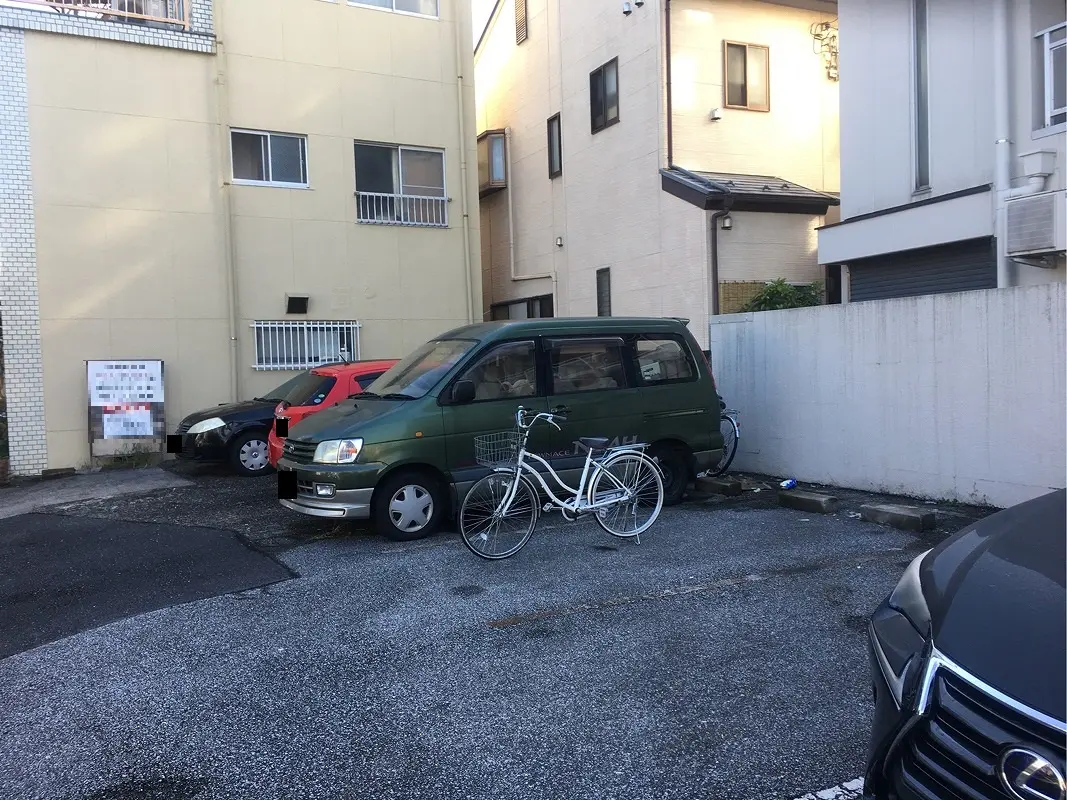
[
  {"xmin": 0, "ymin": 27, "xmax": 47, "ymax": 475},
  {"xmin": 0, "ymin": 1, "xmax": 215, "ymax": 52}
]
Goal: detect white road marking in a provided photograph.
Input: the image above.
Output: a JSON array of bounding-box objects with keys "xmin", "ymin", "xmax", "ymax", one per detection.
[{"xmin": 791, "ymin": 777, "xmax": 865, "ymax": 800}]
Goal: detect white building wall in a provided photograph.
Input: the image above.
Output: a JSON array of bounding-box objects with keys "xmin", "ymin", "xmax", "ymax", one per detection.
[{"xmin": 709, "ymin": 283, "xmax": 1067, "ymax": 508}]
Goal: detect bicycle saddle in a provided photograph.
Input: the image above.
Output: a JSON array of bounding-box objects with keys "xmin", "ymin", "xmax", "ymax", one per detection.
[{"xmin": 577, "ymin": 437, "xmax": 611, "ymax": 451}]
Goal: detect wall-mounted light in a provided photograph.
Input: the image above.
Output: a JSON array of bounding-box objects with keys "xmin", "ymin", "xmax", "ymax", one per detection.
[
  {"xmin": 634, "ymin": 0, "xmax": 644, "ymax": 6},
  {"xmin": 720, "ymin": 216, "xmax": 733, "ymax": 231},
  {"xmin": 622, "ymin": 1, "xmax": 632, "ymax": 15},
  {"xmin": 555, "ymin": 236, "xmax": 564, "ymax": 248},
  {"xmin": 708, "ymin": 108, "xmax": 722, "ymax": 121}
]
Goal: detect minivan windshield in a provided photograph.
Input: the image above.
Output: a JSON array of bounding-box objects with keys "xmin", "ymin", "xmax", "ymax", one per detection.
[{"xmin": 365, "ymin": 339, "xmax": 476, "ymax": 399}]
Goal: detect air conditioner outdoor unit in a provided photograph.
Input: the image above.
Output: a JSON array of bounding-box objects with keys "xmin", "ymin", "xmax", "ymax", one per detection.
[{"xmin": 1005, "ymin": 190, "xmax": 1066, "ymax": 265}]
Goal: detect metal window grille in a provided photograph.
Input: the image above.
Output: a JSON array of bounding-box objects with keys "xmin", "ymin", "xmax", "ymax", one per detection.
[
  {"xmin": 251, "ymin": 321, "xmax": 361, "ymax": 371},
  {"xmin": 6, "ymin": 0, "xmax": 189, "ymax": 28}
]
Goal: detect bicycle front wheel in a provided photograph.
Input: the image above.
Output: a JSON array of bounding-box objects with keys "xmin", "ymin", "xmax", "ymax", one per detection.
[
  {"xmin": 589, "ymin": 453, "xmax": 664, "ymax": 538},
  {"xmin": 708, "ymin": 415, "xmax": 739, "ymax": 476},
  {"xmin": 459, "ymin": 472, "xmax": 538, "ymax": 559}
]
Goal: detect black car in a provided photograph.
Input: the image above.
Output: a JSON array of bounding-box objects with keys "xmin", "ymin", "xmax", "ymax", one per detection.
[
  {"xmin": 174, "ymin": 371, "xmax": 340, "ymax": 477},
  {"xmin": 864, "ymin": 488, "xmax": 1066, "ymax": 800}
]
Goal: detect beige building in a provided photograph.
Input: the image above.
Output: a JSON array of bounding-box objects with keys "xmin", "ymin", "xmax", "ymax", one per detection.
[
  {"xmin": 0, "ymin": 0, "xmax": 481, "ymax": 476},
  {"xmin": 474, "ymin": 0, "xmax": 839, "ymax": 335}
]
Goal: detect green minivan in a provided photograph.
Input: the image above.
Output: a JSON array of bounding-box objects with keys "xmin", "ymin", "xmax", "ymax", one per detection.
[{"xmin": 277, "ymin": 317, "xmax": 723, "ymax": 540}]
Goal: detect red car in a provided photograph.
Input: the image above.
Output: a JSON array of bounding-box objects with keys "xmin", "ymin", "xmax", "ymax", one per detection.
[{"xmin": 267, "ymin": 359, "xmax": 399, "ymax": 469}]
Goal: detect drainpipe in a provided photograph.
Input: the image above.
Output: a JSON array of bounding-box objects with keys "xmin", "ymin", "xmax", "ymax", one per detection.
[
  {"xmin": 665, "ymin": 0, "xmax": 674, "ymax": 167},
  {"xmin": 454, "ymin": 14, "xmax": 475, "ymax": 324},
  {"xmin": 214, "ymin": 8, "xmax": 240, "ymax": 402},
  {"xmin": 505, "ymin": 127, "xmax": 557, "ymax": 305},
  {"xmin": 709, "ymin": 201, "xmax": 733, "ymax": 316},
  {"xmin": 992, "ymin": 0, "xmax": 1012, "ymax": 288}
]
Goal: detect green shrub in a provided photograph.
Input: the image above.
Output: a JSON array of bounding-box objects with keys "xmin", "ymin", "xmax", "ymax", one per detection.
[{"xmin": 740, "ymin": 279, "xmax": 823, "ymax": 312}]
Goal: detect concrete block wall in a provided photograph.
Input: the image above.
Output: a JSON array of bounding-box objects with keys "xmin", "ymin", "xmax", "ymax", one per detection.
[
  {"xmin": 709, "ymin": 283, "xmax": 1067, "ymax": 508},
  {"xmin": 0, "ymin": 27, "xmax": 47, "ymax": 475}
]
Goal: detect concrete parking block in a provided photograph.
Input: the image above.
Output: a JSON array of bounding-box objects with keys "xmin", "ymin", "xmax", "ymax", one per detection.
[
  {"xmin": 860, "ymin": 503, "xmax": 937, "ymax": 532},
  {"xmin": 778, "ymin": 490, "xmax": 839, "ymax": 514},
  {"xmin": 694, "ymin": 476, "xmax": 743, "ymax": 496}
]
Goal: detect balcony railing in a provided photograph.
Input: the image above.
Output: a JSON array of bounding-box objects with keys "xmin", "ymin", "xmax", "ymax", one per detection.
[
  {"xmin": 1, "ymin": 0, "xmax": 189, "ymax": 29},
  {"xmin": 356, "ymin": 191, "xmax": 448, "ymax": 228}
]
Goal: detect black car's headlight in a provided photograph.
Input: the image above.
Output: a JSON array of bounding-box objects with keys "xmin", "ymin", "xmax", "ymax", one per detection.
[{"xmin": 871, "ymin": 549, "xmax": 932, "ymax": 706}]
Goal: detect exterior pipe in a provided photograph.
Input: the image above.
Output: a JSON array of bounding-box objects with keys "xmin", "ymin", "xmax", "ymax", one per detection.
[
  {"xmin": 709, "ymin": 201, "xmax": 732, "ymax": 316},
  {"xmin": 1006, "ymin": 174, "xmax": 1050, "ymax": 199},
  {"xmin": 992, "ymin": 0, "xmax": 1012, "ymax": 288},
  {"xmin": 665, "ymin": 0, "xmax": 674, "ymax": 167},
  {"xmin": 454, "ymin": 12, "xmax": 475, "ymax": 324},
  {"xmin": 214, "ymin": 7, "xmax": 240, "ymax": 402}
]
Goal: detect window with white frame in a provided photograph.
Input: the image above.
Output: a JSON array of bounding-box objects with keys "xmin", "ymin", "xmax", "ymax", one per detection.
[
  {"xmin": 354, "ymin": 142, "xmax": 447, "ymax": 227},
  {"xmin": 231, "ymin": 130, "xmax": 308, "ymax": 187},
  {"xmin": 351, "ymin": 0, "xmax": 438, "ymax": 18},
  {"xmin": 251, "ymin": 321, "xmax": 361, "ymax": 370},
  {"xmin": 1038, "ymin": 23, "xmax": 1066, "ymax": 128}
]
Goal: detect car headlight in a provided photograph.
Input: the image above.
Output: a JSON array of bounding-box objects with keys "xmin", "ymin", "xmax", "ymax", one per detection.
[
  {"xmin": 186, "ymin": 417, "xmax": 226, "ymax": 435},
  {"xmin": 313, "ymin": 438, "xmax": 363, "ymax": 464},
  {"xmin": 871, "ymin": 549, "xmax": 932, "ymax": 707}
]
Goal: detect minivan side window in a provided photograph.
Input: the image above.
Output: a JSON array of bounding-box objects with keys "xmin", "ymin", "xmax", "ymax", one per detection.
[
  {"xmin": 548, "ymin": 338, "xmax": 627, "ymax": 394},
  {"xmin": 454, "ymin": 341, "xmax": 538, "ymax": 402},
  {"xmin": 633, "ymin": 336, "xmax": 696, "ymax": 385}
]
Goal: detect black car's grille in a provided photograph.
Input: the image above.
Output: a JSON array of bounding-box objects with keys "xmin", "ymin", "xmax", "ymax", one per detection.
[
  {"xmin": 893, "ymin": 668, "xmax": 1066, "ymax": 800},
  {"xmin": 176, "ymin": 421, "xmax": 193, "ymax": 435},
  {"xmin": 282, "ymin": 440, "xmax": 317, "ymax": 465}
]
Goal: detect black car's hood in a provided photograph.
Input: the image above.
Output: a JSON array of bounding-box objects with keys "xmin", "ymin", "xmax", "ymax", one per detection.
[
  {"xmin": 181, "ymin": 399, "xmax": 276, "ymax": 426},
  {"xmin": 923, "ymin": 489, "xmax": 1065, "ymax": 721},
  {"xmin": 288, "ymin": 397, "xmax": 411, "ymax": 441}
]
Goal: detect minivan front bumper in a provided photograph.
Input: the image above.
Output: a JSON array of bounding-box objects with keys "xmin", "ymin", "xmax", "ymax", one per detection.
[{"xmin": 279, "ymin": 487, "xmax": 374, "ymax": 519}]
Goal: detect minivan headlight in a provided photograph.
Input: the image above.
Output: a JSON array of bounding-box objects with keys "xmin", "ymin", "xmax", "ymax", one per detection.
[
  {"xmin": 871, "ymin": 549, "xmax": 932, "ymax": 707},
  {"xmin": 313, "ymin": 438, "xmax": 363, "ymax": 464},
  {"xmin": 186, "ymin": 417, "xmax": 226, "ymax": 435}
]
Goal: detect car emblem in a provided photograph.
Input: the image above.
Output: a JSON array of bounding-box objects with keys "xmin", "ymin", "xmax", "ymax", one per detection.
[
  {"xmin": 999, "ymin": 748, "xmax": 1067, "ymax": 800},
  {"xmin": 286, "ymin": 443, "xmax": 294, "ymax": 453}
]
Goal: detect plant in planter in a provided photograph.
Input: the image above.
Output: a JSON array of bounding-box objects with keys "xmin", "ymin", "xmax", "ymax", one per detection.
[{"xmin": 740, "ymin": 279, "xmax": 823, "ymax": 312}]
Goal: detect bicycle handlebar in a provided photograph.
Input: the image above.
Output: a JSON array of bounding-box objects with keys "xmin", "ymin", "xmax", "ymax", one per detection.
[{"xmin": 515, "ymin": 406, "xmax": 565, "ymax": 431}]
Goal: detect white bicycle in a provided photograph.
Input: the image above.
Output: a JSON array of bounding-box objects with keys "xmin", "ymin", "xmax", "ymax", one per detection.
[{"xmin": 458, "ymin": 407, "xmax": 665, "ymax": 559}]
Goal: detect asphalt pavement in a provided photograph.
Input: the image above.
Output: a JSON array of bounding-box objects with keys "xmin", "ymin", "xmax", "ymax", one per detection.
[{"xmin": 0, "ymin": 465, "xmax": 991, "ymax": 800}]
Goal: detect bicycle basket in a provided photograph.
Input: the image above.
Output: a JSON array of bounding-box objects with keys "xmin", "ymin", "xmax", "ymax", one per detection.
[{"xmin": 474, "ymin": 431, "xmax": 521, "ymax": 468}]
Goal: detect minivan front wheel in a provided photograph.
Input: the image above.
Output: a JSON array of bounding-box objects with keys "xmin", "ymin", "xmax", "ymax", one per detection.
[
  {"xmin": 374, "ymin": 470, "xmax": 446, "ymax": 542},
  {"xmin": 650, "ymin": 444, "xmax": 690, "ymax": 506}
]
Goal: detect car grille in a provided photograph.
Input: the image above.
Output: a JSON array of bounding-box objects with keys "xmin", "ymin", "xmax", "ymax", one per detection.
[
  {"xmin": 282, "ymin": 440, "xmax": 317, "ymax": 465},
  {"xmin": 176, "ymin": 421, "xmax": 192, "ymax": 435},
  {"xmin": 297, "ymin": 480, "xmax": 315, "ymax": 497},
  {"xmin": 893, "ymin": 667, "xmax": 1066, "ymax": 799}
]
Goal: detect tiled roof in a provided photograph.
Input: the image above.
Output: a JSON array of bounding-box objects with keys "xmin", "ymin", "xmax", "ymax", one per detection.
[{"xmin": 660, "ymin": 167, "xmax": 839, "ymax": 214}]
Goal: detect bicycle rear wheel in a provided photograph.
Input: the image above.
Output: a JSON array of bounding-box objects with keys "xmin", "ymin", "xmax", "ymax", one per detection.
[
  {"xmin": 459, "ymin": 472, "xmax": 538, "ymax": 559},
  {"xmin": 589, "ymin": 453, "xmax": 664, "ymax": 538},
  {"xmin": 708, "ymin": 415, "xmax": 739, "ymax": 476}
]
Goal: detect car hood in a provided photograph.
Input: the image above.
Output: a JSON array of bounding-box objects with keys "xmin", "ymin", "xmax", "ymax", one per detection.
[
  {"xmin": 181, "ymin": 399, "xmax": 276, "ymax": 426},
  {"xmin": 287, "ymin": 397, "xmax": 412, "ymax": 442},
  {"xmin": 923, "ymin": 489, "xmax": 1065, "ymax": 721}
]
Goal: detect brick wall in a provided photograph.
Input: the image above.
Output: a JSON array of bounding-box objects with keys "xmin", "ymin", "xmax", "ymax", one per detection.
[{"xmin": 0, "ymin": 27, "xmax": 47, "ymax": 475}]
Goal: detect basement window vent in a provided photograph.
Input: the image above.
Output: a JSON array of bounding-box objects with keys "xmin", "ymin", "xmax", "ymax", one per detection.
[{"xmin": 251, "ymin": 320, "xmax": 362, "ymax": 371}]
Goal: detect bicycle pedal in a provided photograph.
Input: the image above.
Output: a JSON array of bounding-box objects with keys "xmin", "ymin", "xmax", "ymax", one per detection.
[{"xmin": 542, "ymin": 503, "xmax": 556, "ymax": 512}]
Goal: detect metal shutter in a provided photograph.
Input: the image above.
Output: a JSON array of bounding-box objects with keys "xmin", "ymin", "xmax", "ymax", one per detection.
[
  {"xmin": 848, "ymin": 237, "xmax": 996, "ymax": 302},
  {"xmin": 515, "ymin": 0, "xmax": 528, "ymax": 44}
]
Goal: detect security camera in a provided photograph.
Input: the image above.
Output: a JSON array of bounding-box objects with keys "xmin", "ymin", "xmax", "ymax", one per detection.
[{"xmin": 622, "ymin": 1, "xmax": 632, "ymax": 14}]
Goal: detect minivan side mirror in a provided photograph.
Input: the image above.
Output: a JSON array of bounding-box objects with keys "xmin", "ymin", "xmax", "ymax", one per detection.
[{"xmin": 451, "ymin": 380, "xmax": 476, "ymax": 405}]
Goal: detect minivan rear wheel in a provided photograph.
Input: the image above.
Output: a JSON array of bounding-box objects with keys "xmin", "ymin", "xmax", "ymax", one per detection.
[
  {"xmin": 650, "ymin": 444, "xmax": 690, "ymax": 506},
  {"xmin": 374, "ymin": 470, "xmax": 446, "ymax": 542}
]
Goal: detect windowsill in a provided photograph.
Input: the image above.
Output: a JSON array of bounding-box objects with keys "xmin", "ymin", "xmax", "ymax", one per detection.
[
  {"xmin": 347, "ymin": 2, "xmax": 438, "ymax": 20},
  {"xmin": 722, "ymin": 104, "xmax": 770, "ymax": 113},
  {"xmin": 1033, "ymin": 123, "xmax": 1066, "ymax": 140},
  {"xmin": 231, "ymin": 179, "xmax": 312, "ymax": 190},
  {"xmin": 591, "ymin": 117, "xmax": 620, "ymax": 135},
  {"xmin": 912, "ymin": 186, "xmax": 932, "ymax": 199}
]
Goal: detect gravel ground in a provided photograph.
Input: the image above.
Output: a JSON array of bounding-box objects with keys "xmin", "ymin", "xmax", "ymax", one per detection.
[{"xmin": 0, "ymin": 463, "xmax": 994, "ymax": 800}]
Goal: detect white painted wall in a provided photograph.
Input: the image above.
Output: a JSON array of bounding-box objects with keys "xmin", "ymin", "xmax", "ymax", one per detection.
[{"xmin": 708, "ymin": 283, "xmax": 1066, "ymax": 508}]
